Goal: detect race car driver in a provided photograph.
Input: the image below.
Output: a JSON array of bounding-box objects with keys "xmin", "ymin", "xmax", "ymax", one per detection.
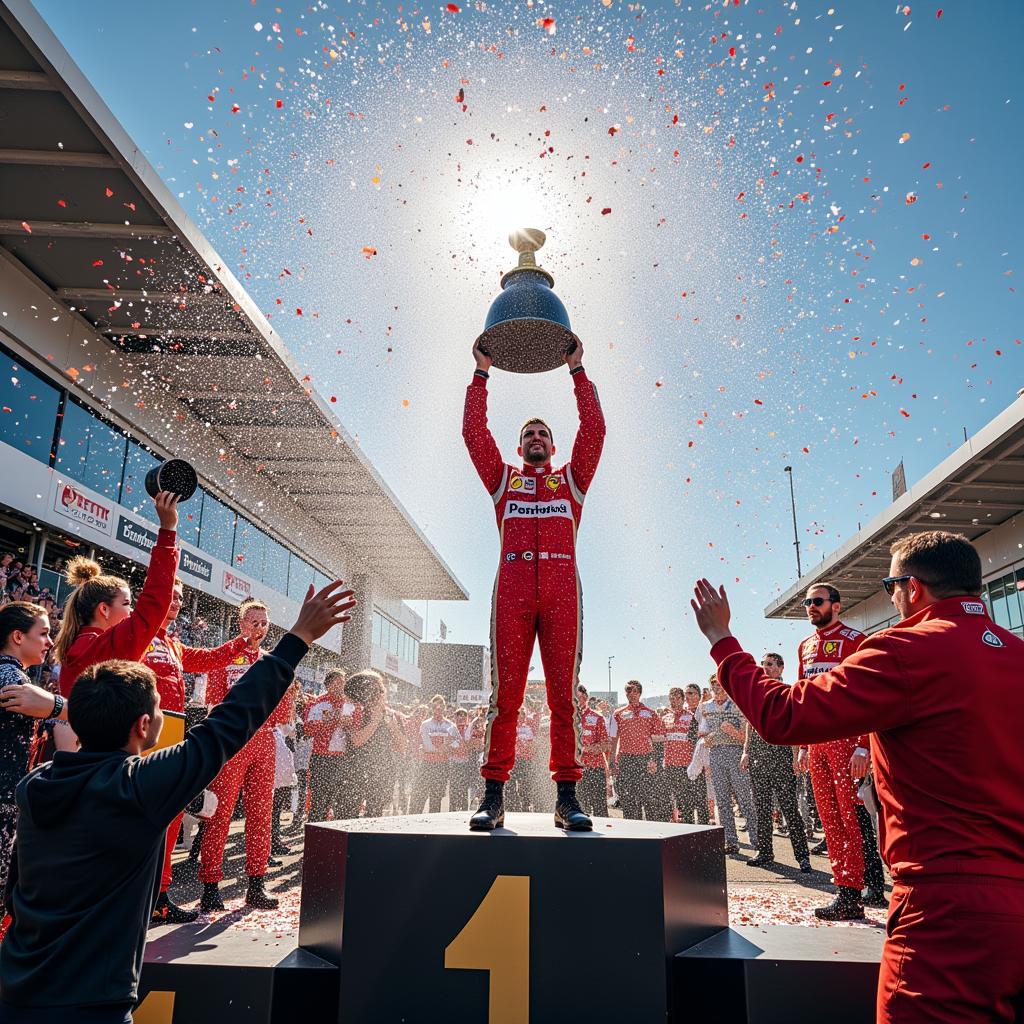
[{"xmin": 463, "ymin": 337, "xmax": 605, "ymax": 832}]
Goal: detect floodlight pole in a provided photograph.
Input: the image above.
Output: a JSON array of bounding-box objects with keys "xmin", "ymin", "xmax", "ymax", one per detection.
[{"xmin": 784, "ymin": 465, "xmax": 803, "ymax": 580}]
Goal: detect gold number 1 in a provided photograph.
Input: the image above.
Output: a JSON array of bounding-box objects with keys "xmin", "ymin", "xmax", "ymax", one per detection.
[
  {"xmin": 444, "ymin": 875, "xmax": 529, "ymax": 1024},
  {"xmin": 134, "ymin": 991, "xmax": 175, "ymax": 1024}
]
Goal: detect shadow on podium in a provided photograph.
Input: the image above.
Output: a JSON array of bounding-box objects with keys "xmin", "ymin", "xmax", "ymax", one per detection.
[{"xmin": 300, "ymin": 812, "xmax": 727, "ymax": 1023}]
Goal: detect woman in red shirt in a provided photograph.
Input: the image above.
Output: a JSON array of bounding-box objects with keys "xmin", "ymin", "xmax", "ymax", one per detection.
[{"xmin": 52, "ymin": 492, "xmax": 179, "ymax": 697}]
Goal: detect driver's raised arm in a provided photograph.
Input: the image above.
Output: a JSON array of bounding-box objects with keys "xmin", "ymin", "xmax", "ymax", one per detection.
[
  {"xmin": 566, "ymin": 340, "xmax": 606, "ymax": 498},
  {"xmin": 462, "ymin": 340, "xmax": 506, "ymax": 498}
]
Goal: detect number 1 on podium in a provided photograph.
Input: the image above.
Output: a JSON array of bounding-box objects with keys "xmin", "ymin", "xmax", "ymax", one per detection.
[{"xmin": 445, "ymin": 875, "xmax": 530, "ymax": 1024}]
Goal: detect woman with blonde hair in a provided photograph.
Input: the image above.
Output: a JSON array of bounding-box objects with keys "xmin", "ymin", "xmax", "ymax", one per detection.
[{"xmin": 53, "ymin": 491, "xmax": 179, "ymax": 696}]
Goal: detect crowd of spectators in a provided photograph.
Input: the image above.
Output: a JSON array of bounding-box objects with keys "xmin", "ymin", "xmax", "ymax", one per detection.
[{"xmin": 0, "ymin": 539, "xmax": 885, "ymax": 930}]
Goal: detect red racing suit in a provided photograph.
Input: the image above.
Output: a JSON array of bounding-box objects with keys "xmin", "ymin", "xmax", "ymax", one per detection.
[
  {"xmin": 198, "ymin": 648, "xmax": 295, "ymax": 883},
  {"xmin": 797, "ymin": 620, "xmax": 867, "ymax": 889},
  {"xmin": 59, "ymin": 528, "xmax": 178, "ymax": 696},
  {"xmin": 712, "ymin": 598, "xmax": 1024, "ymax": 1024},
  {"xmin": 463, "ymin": 366, "xmax": 605, "ymax": 784},
  {"xmin": 142, "ymin": 628, "xmax": 250, "ymax": 892}
]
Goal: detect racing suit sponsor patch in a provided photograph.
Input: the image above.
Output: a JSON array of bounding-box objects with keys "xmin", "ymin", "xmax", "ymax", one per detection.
[
  {"xmin": 508, "ymin": 475, "xmax": 536, "ymax": 494},
  {"xmin": 503, "ymin": 500, "xmax": 573, "ymax": 520}
]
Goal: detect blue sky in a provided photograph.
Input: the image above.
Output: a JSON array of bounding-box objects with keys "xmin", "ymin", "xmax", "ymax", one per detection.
[{"xmin": 36, "ymin": 0, "xmax": 1023, "ymax": 694}]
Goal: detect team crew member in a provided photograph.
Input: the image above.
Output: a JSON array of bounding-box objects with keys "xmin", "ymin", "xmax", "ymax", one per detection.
[
  {"xmin": 464, "ymin": 338, "xmax": 605, "ymax": 833},
  {"xmin": 304, "ymin": 669, "xmax": 362, "ymax": 822},
  {"xmin": 198, "ymin": 598, "xmax": 294, "ymax": 912},
  {"xmin": 53, "ymin": 492, "xmax": 180, "ymax": 696},
  {"xmin": 693, "ymin": 532, "xmax": 1024, "ymax": 1024},
  {"xmin": 143, "ymin": 579, "xmax": 256, "ymax": 925},
  {"xmin": 508, "ymin": 706, "xmax": 537, "ymax": 812},
  {"xmin": 797, "ymin": 583, "xmax": 877, "ymax": 919},
  {"xmin": 741, "ymin": 654, "xmax": 811, "ymax": 871},
  {"xmin": 660, "ymin": 687, "xmax": 707, "ymax": 825},
  {"xmin": 612, "ymin": 681, "xmax": 665, "ymax": 820},
  {"xmin": 576, "ymin": 685, "xmax": 610, "ymax": 817},
  {"xmin": 698, "ymin": 676, "xmax": 757, "ymax": 853},
  {"xmin": 409, "ymin": 695, "xmax": 458, "ymax": 814},
  {"xmin": 447, "ymin": 709, "xmax": 476, "ymax": 813}
]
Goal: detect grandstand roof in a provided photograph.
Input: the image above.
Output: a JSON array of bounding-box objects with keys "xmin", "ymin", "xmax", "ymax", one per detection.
[
  {"xmin": 766, "ymin": 395, "xmax": 1024, "ymax": 619},
  {"xmin": 0, "ymin": 0, "xmax": 467, "ymax": 601}
]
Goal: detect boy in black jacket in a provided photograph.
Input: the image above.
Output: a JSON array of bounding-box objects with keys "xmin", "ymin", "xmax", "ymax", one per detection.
[{"xmin": 0, "ymin": 582, "xmax": 356, "ymax": 1024}]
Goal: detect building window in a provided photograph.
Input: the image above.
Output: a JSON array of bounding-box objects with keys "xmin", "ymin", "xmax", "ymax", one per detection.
[
  {"xmin": 287, "ymin": 554, "xmax": 314, "ymax": 603},
  {"xmin": 121, "ymin": 441, "xmax": 160, "ymax": 514},
  {"xmin": 372, "ymin": 611, "xmax": 383, "ymax": 647},
  {"xmin": 177, "ymin": 488, "xmax": 205, "ymax": 548},
  {"xmin": 55, "ymin": 400, "xmax": 128, "ymax": 501},
  {"xmin": 0, "ymin": 354, "xmax": 61, "ymax": 464},
  {"xmin": 264, "ymin": 538, "xmax": 290, "ymax": 591},
  {"xmin": 984, "ymin": 568, "xmax": 1024, "ymax": 638},
  {"xmin": 199, "ymin": 495, "xmax": 234, "ymax": 565},
  {"xmin": 233, "ymin": 517, "xmax": 267, "ymax": 580}
]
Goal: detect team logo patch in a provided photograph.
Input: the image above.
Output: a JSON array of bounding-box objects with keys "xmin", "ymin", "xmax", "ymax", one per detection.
[
  {"xmin": 522, "ymin": 551, "xmax": 535, "ymax": 561},
  {"xmin": 822, "ymin": 640, "xmax": 843, "ymax": 658},
  {"xmin": 505, "ymin": 552, "xmax": 517, "ymax": 562},
  {"xmin": 962, "ymin": 601, "xmax": 986, "ymax": 616},
  {"xmin": 509, "ymin": 475, "xmax": 536, "ymax": 494},
  {"xmin": 545, "ymin": 474, "xmax": 562, "ymax": 492},
  {"xmin": 982, "ymin": 629, "xmax": 1004, "ymax": 648}
]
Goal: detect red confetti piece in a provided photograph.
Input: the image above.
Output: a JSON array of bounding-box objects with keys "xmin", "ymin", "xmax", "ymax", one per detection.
[
  {"xmin": 105, "ymin": 187, "xmax": 114, "ymax": 198},
  {"xmin": 276, "ymin": 99, "xmax": 283, "ymax": 109},
  {"xmin": 447, "ymin": 2, "xmax": 460, "ymax": 10},
  {"xmin": 600, "ymin": 207, "xmax": 612, "ymax": 215},
  {"xmin": 20, "ymin": 221, "xmax": 31, "ymax": 234}
]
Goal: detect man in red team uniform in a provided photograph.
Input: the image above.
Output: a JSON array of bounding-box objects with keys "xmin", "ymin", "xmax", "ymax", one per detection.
[
  {"xmin": 611, "ymin": 681, "xmax": 666, "ymax": 820},
  {"xmin": 693, "ymin": 532, "xmax": 1024, "ymax": 1023},
  {"xmin": 661, "ymin": 687, "xmax": 705, "ymax": 825},
  {"xmin": 464, "ymin": 338, "xmax": 605, "ymax": 832},
  {"xmin": 198, "ymin": 598, "xmax": 294, "ymax": 912},
  {"xmin": 576, "ymin": 685, "xmax": 610, "ymax": 817},
  {"xmin": 797, "ymin": 582, "xmax": 883, "ymax": 919},
  {"xmin": 144, "ymin": 578, "xmax": 257, "ymax": 924},
  {"xmin": 304, "ymin": 669, "xmax": 362, "ymax": 822}
]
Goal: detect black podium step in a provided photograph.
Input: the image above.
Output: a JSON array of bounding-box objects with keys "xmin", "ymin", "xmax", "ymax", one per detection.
[
  {"xmin": 299, "ymin": 811, "xmax": 727, "ymax": 1023},
  {"xmin": 138, "ymin": 923, "xmax": 337, "ymax": 1024},
  {"xmin": 674, "ymin": 924, "xmax": 883, "ymax": 1024}
]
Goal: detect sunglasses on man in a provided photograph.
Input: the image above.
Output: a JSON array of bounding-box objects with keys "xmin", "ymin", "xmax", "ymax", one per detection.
[
  {"xmin": 881, "ymin": 574, "xmax": 934, "ymax": 596},
  {"xmin": 802, "ymin": 596, "xmax": 830, "ymax": 607}
]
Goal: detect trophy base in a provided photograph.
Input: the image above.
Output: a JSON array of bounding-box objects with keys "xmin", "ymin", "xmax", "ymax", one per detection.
[{"xmin": 476, "ymin": 318, "xmax": 579, "ymax": 374}]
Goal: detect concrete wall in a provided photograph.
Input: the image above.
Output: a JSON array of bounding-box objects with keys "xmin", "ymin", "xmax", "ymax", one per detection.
[{"xmin": 419, "ymin": 643, "xmax": 490, "ymax": 705}]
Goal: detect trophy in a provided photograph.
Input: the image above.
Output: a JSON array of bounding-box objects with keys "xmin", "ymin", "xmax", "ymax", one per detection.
[
  {"xmin": 145, "ymin": 458, "xmax": 198, "ymax": 501},
  {"xmin": 476, "ymin": 228, "xmax": 580, "ymax": 373}
]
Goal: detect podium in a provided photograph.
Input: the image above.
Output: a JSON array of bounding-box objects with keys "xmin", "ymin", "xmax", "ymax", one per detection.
[{"xmin": 298, "ymin": 812, "xmax": 726, "ymax": 1023}]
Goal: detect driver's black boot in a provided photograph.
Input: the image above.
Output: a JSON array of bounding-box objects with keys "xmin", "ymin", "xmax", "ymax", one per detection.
[
  {"xmin": 554, "ymin": 781, "xmax": 593, "ymax": 832},
  {"xmin": 469, "ymin": 780, "xmax": 505, "ymax": 831}
]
